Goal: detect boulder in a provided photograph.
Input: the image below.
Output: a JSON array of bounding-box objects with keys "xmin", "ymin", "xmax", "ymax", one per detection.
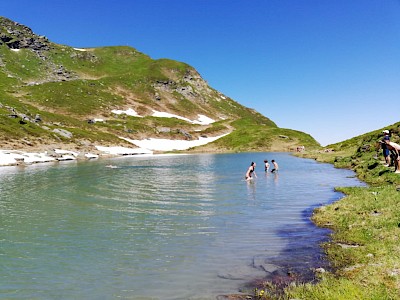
[
  {"xmin": 52, "ymin": 128, "xmax": 73, "ymax": 139},
  {"xmin": 156, "ymin": 127, "xmax": 171, "ymax": 133}
]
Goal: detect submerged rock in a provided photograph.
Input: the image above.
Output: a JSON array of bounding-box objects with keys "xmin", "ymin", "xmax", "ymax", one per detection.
[
  {"xmin": 218, "ymin": 265, "xmax": 266, "ymax": 280},
  {"xmin": 252, "ymin": 255, "xmax": 279, "ymax": 273}
]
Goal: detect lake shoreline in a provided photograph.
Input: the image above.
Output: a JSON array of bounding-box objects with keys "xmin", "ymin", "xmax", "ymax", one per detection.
[
  {"xmin": 220, "ymin": 187, "xmax": 350, "ymax": 299},
  {"xmin": 279, "ymin": 149, "xmax": 400, "ymax": 299},
  {"xmin": 0, "ymin": 134, "xmax": 234, "ymax": 167}
]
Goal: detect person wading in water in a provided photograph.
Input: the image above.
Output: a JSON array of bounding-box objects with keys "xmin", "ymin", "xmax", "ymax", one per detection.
[{"xmin": 245, "ymin": 162, "xmax": 257, "ymax": 180}]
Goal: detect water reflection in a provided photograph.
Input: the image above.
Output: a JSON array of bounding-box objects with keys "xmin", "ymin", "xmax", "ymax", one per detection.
[
  {"xmin": 273, "ymin": 172, "xmax": 279, "ymax": 184},
  {"xmin": 246, "ymin": 179, "xmax": 256, "ymax": 201}
]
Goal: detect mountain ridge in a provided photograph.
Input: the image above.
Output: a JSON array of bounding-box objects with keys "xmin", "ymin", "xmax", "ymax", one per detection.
[{"xmin": 0, "ymin": 16, "xmax": 320, "ymax": 154}]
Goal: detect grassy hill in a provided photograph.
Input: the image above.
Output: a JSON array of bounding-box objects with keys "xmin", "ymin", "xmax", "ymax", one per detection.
[
  {"xmin": 302, "ymin": 121, "xmax": 400, "ymax": 185},
  {"xmin": 0, "ymin": 16, "xmax": 319, "ymax": 153}
]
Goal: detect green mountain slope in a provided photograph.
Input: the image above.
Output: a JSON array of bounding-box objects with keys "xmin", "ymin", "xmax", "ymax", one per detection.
[
  {"xmin": 300, "ymin": 121, "xmax": 400, "ymax": 185},
  {"xmin": 0, "ymin": 16, "xmax": 320, "ymax": 152}
]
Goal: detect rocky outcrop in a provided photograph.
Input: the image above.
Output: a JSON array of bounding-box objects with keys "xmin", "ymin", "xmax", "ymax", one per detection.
[
  {"xmin": 0, "ymin": 17, "xmax": 50, "ymax": 51},
  {"xmin": 152, "ymin": 69, "xmax": 213, "ymax": 104},
  {"xmin": 0, "ymin": 16, "xmax": 78, "ymax": 83}
]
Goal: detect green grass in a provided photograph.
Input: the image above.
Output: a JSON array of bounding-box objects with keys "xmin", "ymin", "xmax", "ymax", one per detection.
[
  {"xmin": 190, "ymin": 117, "xmax": 320, "ymax": 152},
  {"xmin": 23, "ymin": 79, "xmax": 124, "ymax": 116},
  {"xmin": 0, "ymin": 115, "xmax": 46, "ymax": 139},
  {"xmin": 48, "ymin": 46, "xmax": 152, "ymax": 77},
  {"xmin": 285, "ymin": 185, "xmax": 400, "ymax": 300},
  {"xmin": 0, "ymin": 46, "xmax": 47, "ymax": 81},
  {"xmin": 286, "ymin": 275, "xmax": 396, "ymax": 300}
]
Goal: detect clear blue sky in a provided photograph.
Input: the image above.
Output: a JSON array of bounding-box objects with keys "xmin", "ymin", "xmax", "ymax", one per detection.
[{"xmin": 2, "ymin": 0, "xmax": 400, "ymax": 145}]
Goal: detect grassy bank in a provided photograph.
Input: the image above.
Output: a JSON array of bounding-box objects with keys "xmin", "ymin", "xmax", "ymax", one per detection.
[
  {"xmin": 286, "ymin": 133, "xmax": 400, "ymax": 299},
  {"xmin": 285, "ymin": 184, "xmax": 400, "ymax": 299},
  {"xmin": 249, "ymin": 125, "xmax": 400, "ymax": 300}
]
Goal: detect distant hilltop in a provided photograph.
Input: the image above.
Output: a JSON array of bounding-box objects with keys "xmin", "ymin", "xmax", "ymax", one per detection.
[{"xmin": 0, "ymin": 16, "xmax": 320, "ymax": 156}]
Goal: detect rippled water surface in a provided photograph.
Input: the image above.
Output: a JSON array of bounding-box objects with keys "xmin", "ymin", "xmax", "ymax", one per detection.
[{"xmin": 0, "ymin": 153, "xmax": 363, "ymax": 299}]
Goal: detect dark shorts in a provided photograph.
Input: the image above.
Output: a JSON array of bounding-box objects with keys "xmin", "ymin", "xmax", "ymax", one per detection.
[{"xmin": 383, "ymin": 149, "xmax": 390, "ymax": 157}]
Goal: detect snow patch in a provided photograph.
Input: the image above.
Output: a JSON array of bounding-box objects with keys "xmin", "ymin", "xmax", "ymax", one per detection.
[
  {"xmin": 111, "ymin": 108, "xmax": 141, "ymax": 117},
  {"xmin": 152, "ymin": 110, "xmax": 214, "ymax": 125},
  {"xmin": 95, "ymin": 146, "xmax": 153, "ymax": 155},
  {"xmin": 122, "ymin": 133, "xmax": 228, "ymax": 151}
]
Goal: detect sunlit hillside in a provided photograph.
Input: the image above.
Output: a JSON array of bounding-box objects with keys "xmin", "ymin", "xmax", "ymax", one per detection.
[{"xmin": 0, "ymin": 16, "xmax": 320, "ymax": 153}]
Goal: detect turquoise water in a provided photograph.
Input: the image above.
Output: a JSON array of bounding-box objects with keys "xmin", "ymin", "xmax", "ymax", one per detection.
[{"xmin": 0, "ymin": 153, "xmax": 363, "ymax": 299}]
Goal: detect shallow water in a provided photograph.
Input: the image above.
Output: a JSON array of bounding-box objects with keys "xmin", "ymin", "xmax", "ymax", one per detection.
[{"xmin": 0, "ymin": 153, "xmax": 363, "ymax": 299}]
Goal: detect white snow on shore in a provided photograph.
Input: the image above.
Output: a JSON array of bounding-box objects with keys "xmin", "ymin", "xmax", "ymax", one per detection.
[
  {"xmin": 94, "ymin": 146, "xmax": 153, "ymax": 155},
  {"xmin": 0, "ymin": 150, "xmax": 56, "ymax": 166},
  {"xmin": 0, "ymin": 149, "xmax": 97, "ymax": 167},
  {"xmin": 122, "ymin": 133, "xmax": 228, "ymax": 151},
  {"xmin": 0, "ymin": 107, "xmax": 225, "ymax": 167},
  {"xmin": 54, "ymin": 149, "xmax": 79, "ymax": 156},
  {"xmin": 0, "ymin": 131, "xmax": 228, "ymax": 167}
]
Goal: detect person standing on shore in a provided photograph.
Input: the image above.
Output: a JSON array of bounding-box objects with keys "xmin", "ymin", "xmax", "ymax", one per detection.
[
  {"xmin": 264, "ymin": 160, "xmax": 270, "ymax": 172},
  {"xmin": 271, "ymin": 160, "xmax": 279, "ymax": 173},
  {"xmin": 383, "ymin": 139, "xmax": 400, "ymax": 173},
  {"xmin": 245, "ymin": 162, "xmax": 257, "ymax": 180},
  {"xmin": 381, "ymin": 130, "xmax": 391, "ymax": 167}
]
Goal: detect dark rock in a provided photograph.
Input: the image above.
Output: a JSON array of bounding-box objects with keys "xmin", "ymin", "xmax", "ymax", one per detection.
[
  {"xmin": 358, "ymin": 144, "xmax": 371, "ymax": 152},
  {"xmin": 177, "ymin": 129, "xmax": 192, "ymax": 140},
  {"xmin": 0, "ymin": 17, "xmax": 50, "ymax": 51}
]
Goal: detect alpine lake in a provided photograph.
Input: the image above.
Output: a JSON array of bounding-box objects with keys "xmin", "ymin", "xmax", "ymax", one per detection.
[{"xmin": 0, "ymin": 152, "xmax": 364, "ymax": 299}]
